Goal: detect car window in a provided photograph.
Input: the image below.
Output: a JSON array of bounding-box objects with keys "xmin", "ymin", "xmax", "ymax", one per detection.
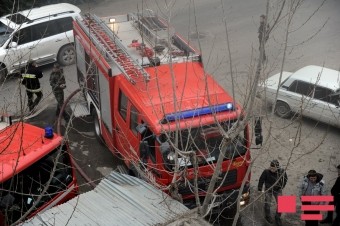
[
  {"xmin": 31, "ymin": 21, "xmax": 60, "ymax": 41},
  {"xmin": 329, "ymin": 91, "xmax": 340, "ymax": 106},
  {"xmin": 288, "ymin": 80, "xmax": 314, "ymax": 97},
  {"xmin": 6, "ymin": 13, "xmax": 30, "ymax": 24},
  {"xmin": 314, "ymin": 86, "xmax": 333, "ymax": 103},
  {"xmin": 57, "ymin": 17, "xmax": 74, "ymax": 33},
  {"xmin": 0, "ymin": 21, "xmax": 13, "ymax": 46},
  {"xmin": 12, "ymin": 27, "xmax": 32, "ymax": 45}
]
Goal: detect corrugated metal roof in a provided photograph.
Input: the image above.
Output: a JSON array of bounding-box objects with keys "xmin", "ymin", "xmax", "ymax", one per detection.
[{"xmin": 22, "ymin": 172, "xmax": 190, "ymax": 226}]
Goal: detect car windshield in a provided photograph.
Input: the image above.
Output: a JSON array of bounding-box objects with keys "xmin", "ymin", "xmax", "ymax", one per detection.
[
  {"xmin": 159, "ymin": 121, "xmax": 247, "ymax": 170},
  {"xmin": 0, "ymin": 21, "xmax": 13, "ymax": 46},
  {"xmin": 0, "ymin": 145, "xmax": 73, "ymax": 224}
]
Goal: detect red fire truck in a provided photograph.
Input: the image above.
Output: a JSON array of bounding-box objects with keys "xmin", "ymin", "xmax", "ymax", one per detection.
[
  {"xmin": 74, "ymin": 12, "xmax": 259, "ymax": 213},
  {"xmin": 0, "ymin": 118, "xmax": 78, "ymax": 225}
]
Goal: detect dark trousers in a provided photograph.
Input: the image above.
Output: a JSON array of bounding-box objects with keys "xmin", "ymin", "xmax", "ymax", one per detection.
[
  {"xmin": 303, "ymin": 202, "xmax": 319, "ymax": 226},
  {"xmin": 333, "ymin": 203, "xmax": 339, "ymax": 226},
  {"xmin": 264, "ymin": 190, "xmax": 281, "ymax": 218},
  {"xmin": 26, "ymin": 90, "xmax": 43, "ymax": 111},
  {"xmin": 52, "ymin": 90, "xmax": 68, "ymax": 120}
]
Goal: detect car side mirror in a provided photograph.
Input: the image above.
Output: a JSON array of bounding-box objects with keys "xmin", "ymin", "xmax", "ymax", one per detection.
[
  {"xmin": 9, "ymin": 42, "xmax": 18, "ymax": 48},
  {"xmin": 254, "ymin": 116, "xmax": 263, "ymax": 146}
]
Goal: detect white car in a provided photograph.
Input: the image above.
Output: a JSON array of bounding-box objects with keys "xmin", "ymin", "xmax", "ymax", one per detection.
[
  {"xmin": 259, "ymin": 65, "xmax": 340, "ymax": 128},
  {"xmin": 0, "ymin": 3, "xmax": 81, "ymax": 81}
]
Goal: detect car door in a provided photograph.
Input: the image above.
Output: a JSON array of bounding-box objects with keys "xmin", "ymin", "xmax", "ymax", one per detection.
[
  {"xmin": 114, "ymin": 89, "xmax": 132, "ymax": 160},
  {"xmin": 281, "ymin": 80, "xmax": 314, "ymax": 116},
  {"xmin": 312, "ymin": 86, "xmax": 340, "ymax": 127},
  {"xmin": 30, "ymin": 20, "xmax": 61, "ymax": 65},
  {"xmin": 34, "ymin": 17, "xmax": 74, "ymax": 65},
  {"xmin": 6, "ymin": 26, "xmax": 39, "ymax": 71}
]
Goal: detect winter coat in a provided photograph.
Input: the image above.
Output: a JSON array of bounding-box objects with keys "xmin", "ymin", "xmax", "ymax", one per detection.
[
  {"xmin": 258, "ymin": 168, "xmax": 288, "ymax": 192},
  {"xmin": 331, "ymin": 176, "xmax": 340, "ymax": 204},
  {"xmin": 21, "ymin": 66, "xmax": 43, "ymax": 92},
  {"xmin": 298, "ymin": 173, "xmax": 326, "ymax": 205},
  {"xmin": 49, "ymin": 70, "xmax": 66, "ymax": 93}
]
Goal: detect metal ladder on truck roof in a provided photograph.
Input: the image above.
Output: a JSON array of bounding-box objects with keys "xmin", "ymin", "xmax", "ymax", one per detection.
[{"xmin": 80, "ymin": 14, "xmax": 150, "ymax": 84}]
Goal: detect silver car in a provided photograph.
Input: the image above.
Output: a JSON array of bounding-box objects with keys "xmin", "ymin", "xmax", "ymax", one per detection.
[{"xmin": 259, "ymin": 65, "xmax": 340, "ymax": 127}]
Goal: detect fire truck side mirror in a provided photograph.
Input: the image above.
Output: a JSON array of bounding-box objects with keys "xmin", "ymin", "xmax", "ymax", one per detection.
[
  {"xmin": 136, "ymin": 123, "xmax": 147, "ymax": 134},
  {"xmin": 254, "ymin": 117, "xmax": 263, "ymax": 146}
]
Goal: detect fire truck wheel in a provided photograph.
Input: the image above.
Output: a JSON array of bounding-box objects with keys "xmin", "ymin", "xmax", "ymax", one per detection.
[
  {"xmin": 92, "ymin": 108, "xmax": 104, "ymax": 144},
  {"xmin": 57, "ymin": 45, "xmax": 76, "ymax": 66}
]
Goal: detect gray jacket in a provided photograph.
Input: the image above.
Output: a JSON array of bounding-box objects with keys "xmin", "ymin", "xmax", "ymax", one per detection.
[{"xmin": 298, "ymin": 173, "xmax": 326, "ymax": 204}]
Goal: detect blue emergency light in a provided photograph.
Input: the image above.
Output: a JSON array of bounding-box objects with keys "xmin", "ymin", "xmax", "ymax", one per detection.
[
  {"xmin": 162, "ymin": 103, "xmax": 234, "ymax": 123},
  {"xmin": 44, "ymin": 126, "xmax": 54, "ymax": 138}
]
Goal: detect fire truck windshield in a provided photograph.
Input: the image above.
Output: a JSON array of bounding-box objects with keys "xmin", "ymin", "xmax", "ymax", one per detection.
[
  {"xmin": 159, "ymin": 121, "xmax": 247, "ymax": 171},
  {"xmin": 0, "ymin": 145, "xmax": 73, "ymax": 224}
]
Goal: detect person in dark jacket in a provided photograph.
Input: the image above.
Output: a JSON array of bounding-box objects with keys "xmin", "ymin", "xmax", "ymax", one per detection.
[
  {"xmin": 331, "ymin": 165, "xmax": 340, "ymax": 226},
  {"xmin": 258, "ymin": 14, "xmax": 270, "ymax": 61},
  {"xmin": 258, "ymin": 160, "xmax": 288, "ymax": 226},
  {"xmin": 21, "ymin": 60, "xmax": 43, "ymax": 111},
  {"xmin": 320, "ymin": 165, "xmax": 340, "ymax": 225},
  {"xmin": 49, "ymin": 63, "xmax": 69, "ymax": 121},
  {"xmin": 299, "ymin": 170, "xmax": 326, "ymax": 226}
]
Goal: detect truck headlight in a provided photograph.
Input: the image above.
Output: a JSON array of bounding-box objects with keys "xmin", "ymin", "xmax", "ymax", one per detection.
[{"xmin": 240, "ymin": 191, "xmax": 250, "ymax": 206}]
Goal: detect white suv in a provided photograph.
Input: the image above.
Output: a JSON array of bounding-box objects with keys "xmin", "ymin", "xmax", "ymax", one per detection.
[{"xmin": 0, "ymin": 3, "xmax": 81, "ymax": 81}]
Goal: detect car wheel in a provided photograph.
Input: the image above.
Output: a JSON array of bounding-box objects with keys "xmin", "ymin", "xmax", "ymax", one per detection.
[
  {"xmin": 57, "ymin": 45, "xmax": 75, "ymax": 66},
  {"xmin": 275, "ymin": 101, "xmax": 291, "ymax": 118},
  {"xmin": 0, "ymin": 65, "xmax": 7, "ymax": 83}
]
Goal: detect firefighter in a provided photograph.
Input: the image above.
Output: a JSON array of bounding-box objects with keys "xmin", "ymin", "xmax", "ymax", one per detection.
[
  {"xmin": 258, "ymin": 159, "xmax": 288, "ymax": 226},
  {"xmin": 49, "ymin": 63, "xmax": 69, "ymax": 121},
  {"xmin": 21, "ymin": 60, "xmax": 43, "ymax": 112}
]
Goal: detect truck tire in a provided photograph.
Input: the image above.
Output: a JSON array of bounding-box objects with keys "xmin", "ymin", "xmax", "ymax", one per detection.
[
  {"xmin": 0, "ymin": 65, "xmax": 7, "ymax": 82},
  {"xmin": 92, "ymin": 108, "xmax": 104, "ymax": 144},
  {"xmin": 57, "ymin": 44, "xmax": 76, "ymax": 66},
  {"xmin": 275, "ymin": 101, "xmax": 291, "ymax": 118}
]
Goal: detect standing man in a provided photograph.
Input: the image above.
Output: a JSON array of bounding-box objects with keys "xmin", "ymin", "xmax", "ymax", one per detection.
[
  {"xmin": 258, "ymin": 14, "xmax": 269, "ymax": 61},
  {"xmin": 258, "ymin": 160, "xmax": 288, "ymax": 226},
  {"xmin": 320, "ymin": 164, "xmax": 340, "ymax": 225},
  {"xmin": 298, "ymin": 169, "xmax": 327, "ymax": 226},
  {"xmin": 21, "ymin": 60, "xmax": 43, "ymax": 112},
  {"xmin": 49, "ymin": 63, "xmax": 69, "ymax": 121},
  {"xmin": 331, "ymin": 165, "xmax": 340, "ymax": 226}
]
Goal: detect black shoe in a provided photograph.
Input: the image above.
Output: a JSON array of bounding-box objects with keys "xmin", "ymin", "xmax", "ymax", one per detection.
[
  {"xmin": 265, "ymin": 215, "xmax": 273, "ymax": 224},
  {"xmin": 320, "ymin": 218, "xmax": 332, "ymax": 224}
]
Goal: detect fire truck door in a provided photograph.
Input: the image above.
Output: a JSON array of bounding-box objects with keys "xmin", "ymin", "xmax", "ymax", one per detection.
[
  {"xmin": 114, "ymin": 90, "xmax": 133, "ymax": 160},
  {"xmin": 98, "ymin": 70, "xmax": 113, "ymax": 138}
]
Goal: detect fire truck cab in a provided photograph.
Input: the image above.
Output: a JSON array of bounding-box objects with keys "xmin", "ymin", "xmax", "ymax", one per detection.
[
  {"xmin": 74, "ymin": 12, "xmax": 255, "ymax": 213},
  {"xmin": 0, "ymin": 119, "xmax": 78, "ymax": 225}
]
